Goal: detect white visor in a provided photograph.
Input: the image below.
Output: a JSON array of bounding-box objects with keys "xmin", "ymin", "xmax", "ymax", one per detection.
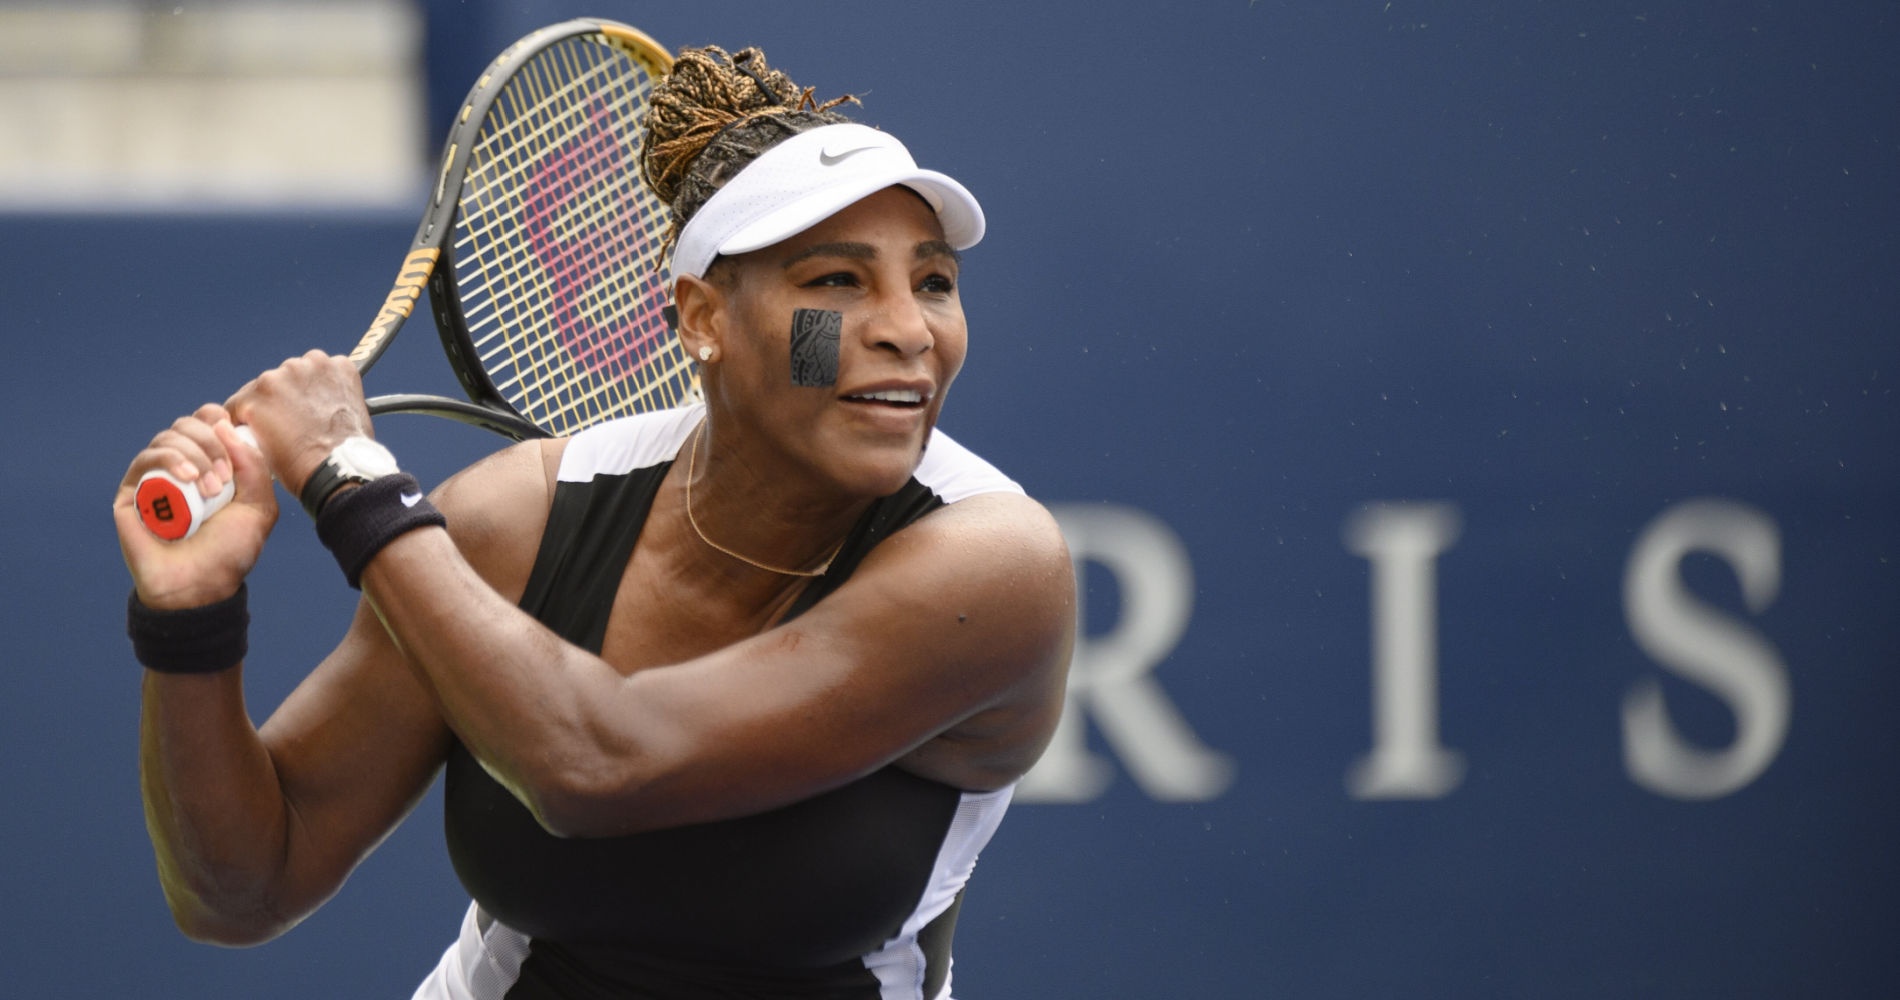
[{"xmin": 669, "ymin": 122, "xmax": 985, "ymax": 281}]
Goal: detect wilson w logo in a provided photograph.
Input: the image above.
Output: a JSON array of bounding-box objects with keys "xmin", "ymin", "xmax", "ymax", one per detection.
[{"xmin": 521, "ymin": 100, "xmax": 667, "ymax": 380}]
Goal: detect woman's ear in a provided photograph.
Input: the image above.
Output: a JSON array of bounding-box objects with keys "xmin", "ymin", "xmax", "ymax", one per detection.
[{"xmin": 673, "ymin": 273, "xmax": 724, "ymax": 364}]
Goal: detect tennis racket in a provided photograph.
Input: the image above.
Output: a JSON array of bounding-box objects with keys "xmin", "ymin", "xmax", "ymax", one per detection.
[{"xmin": 137, "ymin": 18, "xmax": 691, "ymax": 540}]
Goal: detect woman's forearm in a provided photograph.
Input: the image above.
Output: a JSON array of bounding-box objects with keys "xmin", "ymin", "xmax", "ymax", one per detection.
[{"xmin": 360, "ymin": 526, "xmax": 632, "ymax": 836}]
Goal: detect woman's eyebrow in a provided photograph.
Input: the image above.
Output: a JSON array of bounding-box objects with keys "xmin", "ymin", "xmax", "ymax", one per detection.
[
  {"xmin": 916, "ymin": 240, "xmax": 961, "ymax": 264},
  {"xmin": 782, "ymin": 241, "xmax": 877, "ymax": 267},
  {"xmin": 780, "ymin": 240, "xmax": 962, "ymax": 268}
]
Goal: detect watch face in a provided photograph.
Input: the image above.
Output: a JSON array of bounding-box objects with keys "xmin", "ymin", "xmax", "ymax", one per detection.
[{"xmin": 335, "ymin": 436, "xmax": 400, "ymax": 479}]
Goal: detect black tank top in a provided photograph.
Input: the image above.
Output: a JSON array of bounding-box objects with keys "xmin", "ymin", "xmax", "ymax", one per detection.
[{"xmin": 438, "ymin": 408, "xmax": 1022, "ymax": 999}]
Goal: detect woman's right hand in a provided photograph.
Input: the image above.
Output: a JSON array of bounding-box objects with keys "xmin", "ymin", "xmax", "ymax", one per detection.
[{"xmin": 114, "ymin": 403, "xmax": 279, "ymax": 610}]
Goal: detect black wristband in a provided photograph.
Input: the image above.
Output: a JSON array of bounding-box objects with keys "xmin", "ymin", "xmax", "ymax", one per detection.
[
  {"xmin": 127, "ymin": 583, "xmax": 249, "ymax": 674},
  {"xmin": 314, "ymin": 473, "xmax": 446, "ymax": 589}
]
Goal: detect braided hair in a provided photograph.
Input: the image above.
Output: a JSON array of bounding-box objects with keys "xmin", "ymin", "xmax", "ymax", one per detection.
[{"xmin": 640, "ymin": 45, "xmax": 859, "ymax": 251}]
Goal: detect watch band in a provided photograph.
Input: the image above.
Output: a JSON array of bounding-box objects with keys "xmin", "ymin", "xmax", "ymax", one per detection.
[
  {"xmin": 298, "ymin": 437, "xmax": 401, "ymax": 519},
  {"xmin": 299, "ymin": 459, "xmax": 368, "ymax": 519}
]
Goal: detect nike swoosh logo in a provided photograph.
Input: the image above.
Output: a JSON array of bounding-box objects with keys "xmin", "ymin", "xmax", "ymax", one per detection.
[
  {"xmin": 400, "ymin": 491, "xmax": 424, "ymax": 508},
  {"xmin": 819, "ymin": 146, "xmax": 877, "ymax": 167}
]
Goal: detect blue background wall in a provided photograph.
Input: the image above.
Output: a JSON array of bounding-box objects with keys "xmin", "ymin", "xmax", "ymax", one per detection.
[{"xmin": 3, "ymin": 1, "xmax": 1895, "ymax": 996}]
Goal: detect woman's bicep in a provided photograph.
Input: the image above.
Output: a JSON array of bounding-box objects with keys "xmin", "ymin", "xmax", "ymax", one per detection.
[
  {"xmin": 802, "ymin": 494, "xmax": 1075, "ymax": 729},
  {"xmin": 792, "ymin": 492, "xmax": 1076, "ymax": 769}
]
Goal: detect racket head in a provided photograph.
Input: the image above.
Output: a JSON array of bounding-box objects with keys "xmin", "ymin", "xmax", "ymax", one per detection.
[{"xmin": 406, "ymin": 19, "xmax": 694, "ymax": 439}]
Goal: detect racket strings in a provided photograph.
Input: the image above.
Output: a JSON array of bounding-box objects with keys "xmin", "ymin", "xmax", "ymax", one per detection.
[
  {"xmin": 473, "ymin": 39, "xmax": 670, "ymax": 430},
  {"xmin": 461, "ymin": 175, "xmax": 664, "ymax": 364},
  {"xmin": 462, "ymin": 155, "xmax": 662, "ymax": 336},
  {"xmin": 449, "ymin": 33, "xmax": 692, "ymax": 437}
]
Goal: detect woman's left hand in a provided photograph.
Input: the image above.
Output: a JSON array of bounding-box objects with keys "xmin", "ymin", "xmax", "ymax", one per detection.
[{"xmin": 224, "ymin": 350, "xmax": 377, "ymax": 500}]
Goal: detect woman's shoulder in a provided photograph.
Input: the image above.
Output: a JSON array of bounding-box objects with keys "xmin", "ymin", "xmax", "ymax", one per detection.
[
  {"xmin": 899, "ymin": 432, "xmax": 1065, "ymax": 572},
  {"xmin": 914, "ymin": 428, "xmax": 1025, "ymax": 506}
]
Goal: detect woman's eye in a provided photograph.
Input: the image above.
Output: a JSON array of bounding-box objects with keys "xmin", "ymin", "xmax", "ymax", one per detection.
[{"xmin": 919, "ymin": 274, "xmax": 955, "ymax": 294}]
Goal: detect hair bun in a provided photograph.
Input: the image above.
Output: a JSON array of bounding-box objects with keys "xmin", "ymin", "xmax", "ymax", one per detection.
[{"xmin": 641, "ymin": 45, "xmax": 858, "ymax": 232}]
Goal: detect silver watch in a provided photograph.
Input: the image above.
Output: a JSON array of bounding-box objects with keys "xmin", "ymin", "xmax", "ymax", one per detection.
[{"xmin": 299, "ymin": 435, "xmax": 400, "ymax": 517}]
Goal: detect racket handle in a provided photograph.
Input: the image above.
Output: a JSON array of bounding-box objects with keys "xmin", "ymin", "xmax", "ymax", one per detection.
[{"xmin": 135, "ymin": 426, "xmax": 259, "ymax": 540}]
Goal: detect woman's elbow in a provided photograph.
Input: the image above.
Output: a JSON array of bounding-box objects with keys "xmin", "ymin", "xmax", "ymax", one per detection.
[
  {"xmin": 518, "ymin": 756, "xmax": 658, "ymax": 839},
  {"xmin": 164, "ymin": 892, "xmax": 297, "ymax": 948}
]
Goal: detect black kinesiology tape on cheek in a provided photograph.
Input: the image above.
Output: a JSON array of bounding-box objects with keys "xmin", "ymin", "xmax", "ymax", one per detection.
[{"xmin": 789, "ymin": 308, "xmax": 843, "ymax": 387}]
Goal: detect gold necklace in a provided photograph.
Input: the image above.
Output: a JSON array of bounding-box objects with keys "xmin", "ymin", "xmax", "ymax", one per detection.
[{"xmin": 683, "ymin": 423, "xmax": 844, "ymax": 578}]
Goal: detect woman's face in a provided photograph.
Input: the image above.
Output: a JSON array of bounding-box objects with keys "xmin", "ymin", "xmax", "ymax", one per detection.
[{"xmin": 694, "ymin": 185, "xmax": 969, "ymax": 498}]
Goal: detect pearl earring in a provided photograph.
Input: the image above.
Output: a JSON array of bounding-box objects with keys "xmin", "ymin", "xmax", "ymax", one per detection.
[{"xmin": 698, "ymin": 346, "xmax": 714, "ymax": 362}]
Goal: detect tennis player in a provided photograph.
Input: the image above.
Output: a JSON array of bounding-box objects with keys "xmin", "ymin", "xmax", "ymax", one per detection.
[{"xmin": 113, "ymin": 44, "xmax": 1074, "ymax": 1000}]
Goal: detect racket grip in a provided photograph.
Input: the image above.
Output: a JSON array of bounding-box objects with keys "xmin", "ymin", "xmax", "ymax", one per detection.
[{"xmin": 135, "ymin": 426, "xmax": 260, "ymax": 540}]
